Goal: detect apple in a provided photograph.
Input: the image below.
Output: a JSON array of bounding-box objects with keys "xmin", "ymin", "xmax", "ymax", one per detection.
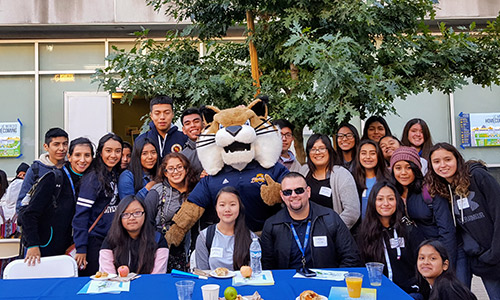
[
  {"xmin": 118, "ymin": 265, "xmax": 129, "ymax": 277},
  {"xmin": 224, "ymin": 286, "xmax": 237, "ymax": 300},
  {"xmin": 240, "ymin": 266, "xmax": 252, "ymax": 278}
]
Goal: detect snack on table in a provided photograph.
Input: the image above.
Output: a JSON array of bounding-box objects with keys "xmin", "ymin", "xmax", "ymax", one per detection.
[
  {"xmin": 215, "ymin": 267, "xmax": 229, "ymax": 276},
  {"xmin": 94, "ymin": 271, "xmax": 109, "ymax": 278},
  {"xmin": 299, "ymin": 290, "xmax": 320, "ymax": 300}
]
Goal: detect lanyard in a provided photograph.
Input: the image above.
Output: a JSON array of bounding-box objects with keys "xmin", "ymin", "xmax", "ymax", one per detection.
[
  {"xmin": 62, "ymin": 166, "xmax": 75, "ymax": 197},
  {"xmin": 290, "ymin": 221, "xmax": 311, "ymax": 267},
  {"xmin": 158, "ymin": 135, "xmax": 167, "ymax": 155},
  {"xmin": 382, "ymin": 230, "xmax": 401, "ymax": 282}
]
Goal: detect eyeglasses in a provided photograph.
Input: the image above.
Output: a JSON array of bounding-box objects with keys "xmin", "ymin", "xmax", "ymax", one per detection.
[
  {"xmin": 281, "ymin": 133, "xmax": 293, "ymax": 139},
  {"xmin": 165, "ymin": 166, "xmax": 184, "ymax": 174},
  {"xmin": 121, "ymin": 211, "xmax": 145, "ymax": 219},
  {"xmin": 310, "ymin": 147, "xmax": 327, "ymax": 154},
  {"xmin": 337, "ymin": 133, "xmax": 354, "ymax": 140},
  {"xmin": 282, "ymin": 187, "xmax": 307, "ymax": 196}
]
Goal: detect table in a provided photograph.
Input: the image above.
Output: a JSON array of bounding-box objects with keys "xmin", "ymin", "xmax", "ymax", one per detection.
[{"xmin": 0, "ymin": 268, "xmax": 412, "ymax": 299}]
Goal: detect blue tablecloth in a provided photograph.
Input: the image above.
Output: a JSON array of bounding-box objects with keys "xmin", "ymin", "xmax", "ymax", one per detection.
[{"xmin": 0, "ymin": 268, "xmax": 412, "ymax": 299}]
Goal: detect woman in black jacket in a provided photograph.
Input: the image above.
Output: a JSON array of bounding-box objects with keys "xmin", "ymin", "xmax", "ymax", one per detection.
[{"xmin": 357, "ymin": 180, "xmax": 425, "ymax": 297}]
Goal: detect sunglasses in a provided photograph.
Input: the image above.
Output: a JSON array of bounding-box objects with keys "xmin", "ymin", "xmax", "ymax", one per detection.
[{"xmin": 282, "ymin": 187, "xmax": 306, "ymax": 196}]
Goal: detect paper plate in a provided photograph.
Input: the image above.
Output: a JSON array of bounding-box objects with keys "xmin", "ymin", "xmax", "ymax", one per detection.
[
  {"xmin": 210, "ymin": 270, "xmax": 236, "ymax": 279},
  {"xmin": 295, "ymin": 295, "xmax": 327, "ymax": 300},
  {"xmin": 90, "ymin": 273, "xmax": 117, "ymax": 281}
]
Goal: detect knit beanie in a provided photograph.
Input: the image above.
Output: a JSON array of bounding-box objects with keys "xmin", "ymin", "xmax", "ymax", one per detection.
[
  {"xmin": 16, "ymin": 162, "xmax": 30, "ymax": 176},
  {"xmin": 390, "ymin": 146, "xmax": 422, "ymax": 170}
]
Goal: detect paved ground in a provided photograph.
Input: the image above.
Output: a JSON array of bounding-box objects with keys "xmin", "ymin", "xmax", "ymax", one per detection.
[{"xmin": 472, "ymin": 275, "xmax": 489, "ymax": 300}]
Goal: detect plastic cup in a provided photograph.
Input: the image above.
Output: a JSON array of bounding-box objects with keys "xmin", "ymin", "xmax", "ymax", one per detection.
[
  {"xmin": 365, "ymin": 262, "xmax": 384, "ymax": 286},
  {"xmin": 344, "ymin": 272, "xmax": 363, "ymax": 298},
  {"xmin": 201, "ymin": 284, "xmax": 220, "ymax": 300},
  {"xmin": 175, "ymin": 280, "xmax": 195, "ymax": 300}
]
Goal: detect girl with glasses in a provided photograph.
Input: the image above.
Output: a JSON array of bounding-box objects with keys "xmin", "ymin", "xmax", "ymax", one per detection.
[
  {"xmin": 334, "ymin": 123, "xmax": 360, "ymax": 172},
  {"xmin": 144, "ymin": 152, "xmax": 198, "ymax": 272},
  {"xmin": 99, "ymin": 195, "xmax": 168, "ymax": 274},
  {"xmin": 299, "ymin": 134, "xmax": 359, "ymax": 229},
  {"xmin": 118, "ymin": 138, "xmax": 158, "ymax": 201}
]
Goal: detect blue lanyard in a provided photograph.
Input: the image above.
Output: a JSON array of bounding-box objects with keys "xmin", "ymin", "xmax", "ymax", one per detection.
[
  {"xmin": 62, "ymin": 166, "xmax": 76, "ymax": 197},
  {"xmin": 290, "ymin": 221, "xmax": 311, "ymax": 258}
]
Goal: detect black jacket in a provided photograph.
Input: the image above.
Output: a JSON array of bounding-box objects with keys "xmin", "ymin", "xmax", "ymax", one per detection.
[
  {"xmin": 261, "ymin": 202, "xmax": 361, "ymax": 269},
  {"xmin": 22, "ymin": 167, "xmax": 78, "ymax": 256},
  {"xmin": 454, "ymin": 163, "xmax": 500, "ymax": 280},
  {"xmin": 406, "ymin": 191, "xmax": 457, "ymax": 266},
  {"xmin": 135, "ymin": 121, "xmax": 187, "ymax": 159}
]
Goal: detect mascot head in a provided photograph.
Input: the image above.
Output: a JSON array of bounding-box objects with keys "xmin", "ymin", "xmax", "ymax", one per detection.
[{"xmin": 196, "ymin": 99, "xmax": 282, "ymax": 175}]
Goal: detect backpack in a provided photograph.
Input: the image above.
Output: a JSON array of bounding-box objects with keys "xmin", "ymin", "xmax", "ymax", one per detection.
[
  {"xmin": 205, "ymin": 224, "xmax": 217, "ymax": 255},
  {"xmin": 18, "ymin": 169, "xmax": 64, "ymax": 225}
]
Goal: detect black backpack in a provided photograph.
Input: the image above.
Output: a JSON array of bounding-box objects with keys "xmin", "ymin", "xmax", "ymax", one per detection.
[{"xmin": 205, "ymin": 224, "xmax": 217, "ymax": 255}]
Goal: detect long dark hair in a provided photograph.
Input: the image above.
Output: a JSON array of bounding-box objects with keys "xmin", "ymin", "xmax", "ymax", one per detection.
[
  {"xmin": 353, "ymin": 140, "xmax": 389, "ymax": 189},
  {"xmin": 425, "ymin": 143, "xmax": 470, "ymax": 199},
  {"xmin": 357, "ymin": 181, "xmax": 406, "ymax": 263},
  {"xmin": 216, "ymin": 186, "xmax": 252, "ymax": 270},
  {"xmin": 334, "ymin": 123, "xmax": 360, "ymax": 162},
  {"xmin": 129, "ymin": 138, "xmax": 158, "ymax": 193},
  {"xmin": 361, "ymin": 116, "xmax": 392, "ymax": 141},
  {"xmin": 0, "ymin": 170, "xmax": 8, "ymax": 199},
  {"xmin": 106, "ymin": 195, "xmax": 157, "ymax": 274},
  {"xmin": 156, "ymin": 152, "xmax": 198, "ymax": 192},
  {"xmin": 305, "ymin": 134, "xmax": 340, "ymax": 174},
  {"xmin": 417, "ymin": 240, "xmax": 477, "ymax": 300},
  {"xmin": 89, "ymin": 133, "xmax": 123, "ymax": 197},
  {"xmin": 401, "ymin": 118, "xmax": 433, "ymax": 160},
  {"xmin": 391, "ymin": 161, "xmax": 423, "ymax": 196}
]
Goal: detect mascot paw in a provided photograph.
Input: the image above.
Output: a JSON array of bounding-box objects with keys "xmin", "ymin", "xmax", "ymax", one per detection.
[
  {"xmin": 261, "ymin": 174, "xmax": 283, "ymax": 206},
  {"xmin": 165, "ymin": 225, "xmax": 185, "ymax": 247}
]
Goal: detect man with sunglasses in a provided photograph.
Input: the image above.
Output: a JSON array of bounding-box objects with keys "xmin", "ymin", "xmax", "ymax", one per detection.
[{"xmin": 261, "ymin": 172, "xmax": 361, "ymax": 270}]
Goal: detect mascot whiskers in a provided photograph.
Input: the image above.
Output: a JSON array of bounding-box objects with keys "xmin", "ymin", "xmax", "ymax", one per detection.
[{"xmin": 165, "ymin": 98, "xmax": 288, "ymax": 246}]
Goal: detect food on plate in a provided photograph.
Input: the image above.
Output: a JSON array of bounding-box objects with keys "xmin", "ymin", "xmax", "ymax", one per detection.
[
  {"xmin": 118, "ymin": 265, "xmax": 130, "ymax": 277},
  {"xmin": 94, "ymin": 271, "xmax": 109, "ymax": 278},
  {"xmin": 215, "ymin": 267, "xmax": 229, "ymax": 276},
  {"xmin": 299, "ymin": 290, "xmax": 320, "ymax": 300},
  {"xmin": 240, "ymin": 265, "xmax": 252, "ymax": 278},
  {"xmin": 224, "ymin": 286, "xmax": 238, "ymax": 300}
]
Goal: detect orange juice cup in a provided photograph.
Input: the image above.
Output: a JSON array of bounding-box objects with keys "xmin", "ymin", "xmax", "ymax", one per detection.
[{"xmin": 344, "ymin": 272, "xmax": 363, "ymax": 298}]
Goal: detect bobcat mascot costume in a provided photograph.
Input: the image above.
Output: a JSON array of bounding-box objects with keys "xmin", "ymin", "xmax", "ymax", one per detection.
[{"xmin": 166, "ymin": 99, "xmax": 288, "ymax": 246}]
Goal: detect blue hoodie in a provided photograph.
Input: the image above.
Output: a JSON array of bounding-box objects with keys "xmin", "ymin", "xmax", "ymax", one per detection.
[{"xmin": 134, "ymin": 121, "xmax": 187, "ymax": 159}]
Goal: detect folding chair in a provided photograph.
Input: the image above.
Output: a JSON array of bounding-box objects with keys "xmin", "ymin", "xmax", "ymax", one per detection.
[
  {"xmin": 3, "ymin": 254, "xmax": 78, "ymax": 279},
  {"xmin": 0, "ymin": 238, "xmax": 21, "ymax": 260}
]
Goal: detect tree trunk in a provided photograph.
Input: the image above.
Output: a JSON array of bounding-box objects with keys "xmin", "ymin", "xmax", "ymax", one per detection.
[
  {"xmin": 246, "ymin": 11, "xmax": 260, "ymax": 96},
  {"xmin": 293, "ymin": 124, "xmax": 306, "ymax": 164}
]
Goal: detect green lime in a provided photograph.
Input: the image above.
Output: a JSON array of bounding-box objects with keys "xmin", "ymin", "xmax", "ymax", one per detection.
[{"xmin": 224, "ymin": 286, "xmax": 237, "ymax": 300}]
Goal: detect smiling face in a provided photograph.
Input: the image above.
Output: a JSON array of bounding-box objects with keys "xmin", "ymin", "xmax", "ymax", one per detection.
[
  {"xmin": 408, "ymin": 123, "xmax": 424, "ymax": 148},
  {"xmin": 430, "ymin": 149, "xmax": 458, "ymax": 183},
  {"xmin": 375, "ymin": 186, "xmax": 397, "ymax": 222},
  {"xmin": 68, "ymin": 144, "xmax": 93, "ymax": 174},
  {"xmin": 44, "ymin": 136, "xmax": 69, "ymax": 165},
  {"xmin": 164, "ymin": 157, "xmax": 186, "ymax": 187},
  {"xmin": 121, "ymin": 200, "xmax": 145, "ymax": 237},
  {"xmin": 367, "ymin": 121, "xmax": 386, "ymax": 142},
  {"xmin": 417, "ymin": 245, "xmax": 449, "ymax": 286},
  {"xmin": 280, "ymin": 176, "xmax": 311, "ymax": 216},
  {"xmin": 101, "ymin": 139, "xmax": 122, "ymax": 170},
  {"xmin": 309, "ymin": 139, "xmax": 330, "ymax": 169},
  {"xmin": 150, "ymin": 103, "xmax": 174, "ymax": 134},
  {"xmin": 140, "ymin": 143, "xmax": 158, "ymax": 172},
  {"xmin": 121, "ymin": 147, "xmax": 131, "ymax": 170},
  {"xmin": 280, "ymin": 126, "xmax": 294, "ymax": 153},
  {"xmin": 379, "ymin": 136, "xmax": 400, "ymax": 161},
  {"xmin": 359, "ymin": 143, "xmax": 378, "ymax": 170},
  {"xmin": 216, "ymin": 192, "xmax": 240, "ymax": 226},
  {"xmin": 182, "ymin": 113, "xmax": 203, "ymax": 141},
  {"xmin": 337, "ymin": 126, "xmax": 356, "ymax": 152},
  {"xmin": 393, "ymin": 161, "xmax": 415, "ymax": 187}
]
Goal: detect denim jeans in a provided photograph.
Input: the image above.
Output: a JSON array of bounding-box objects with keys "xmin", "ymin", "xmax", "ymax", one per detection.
[
  {"xmin": 455, "ymin": 246, "xmax": 472, "ymax": 288},
  {"xmin": 482, "ymin": 277, "xmax": 500, "ymax": 300}
]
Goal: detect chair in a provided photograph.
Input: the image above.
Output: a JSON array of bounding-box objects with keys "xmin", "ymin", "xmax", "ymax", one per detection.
[
  {"xmin": 3, "ymin": 254, "xmax": 78, "ymax": 279},
  {"xmin": 0, "ymin": 238, "xmax": 21, "ymax": 260},
  {"xmin": 189, "ymin": 249, "xmax": 197, "ymax": 272}
]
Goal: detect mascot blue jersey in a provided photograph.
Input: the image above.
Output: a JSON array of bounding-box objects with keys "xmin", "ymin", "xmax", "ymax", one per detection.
[{"xmin": 188, "ymin": 160, "xmax": 288, "ymax": 232}]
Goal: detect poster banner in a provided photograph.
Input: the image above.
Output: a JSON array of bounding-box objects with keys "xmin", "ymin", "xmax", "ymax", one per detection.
[
  {"xmin": 459, "ymin": 112, "xmax": 500, "ymax": 148},
  {"xmin": 0, "ymin": 122, "xmax": 21, "ymax": 157}
]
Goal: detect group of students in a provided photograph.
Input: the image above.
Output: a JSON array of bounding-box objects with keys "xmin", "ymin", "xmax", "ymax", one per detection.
[{"xmin": 1, "ymin": 95, "xmax": 498, "ymax": 300}]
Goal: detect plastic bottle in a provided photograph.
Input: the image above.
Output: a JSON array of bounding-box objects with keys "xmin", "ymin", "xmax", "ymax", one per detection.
[{"xmin": 249, "ymin": 237, "xmax": 262, "ymax": 276}]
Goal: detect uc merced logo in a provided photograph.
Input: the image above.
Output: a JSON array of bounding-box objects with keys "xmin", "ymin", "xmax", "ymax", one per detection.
[{"xmin": 251, "ymin": 173, "xmax": 265, "ymax": 184}]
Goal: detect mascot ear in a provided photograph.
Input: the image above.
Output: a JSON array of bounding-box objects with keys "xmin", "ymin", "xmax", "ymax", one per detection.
[
  {"xmin": 200, "ymin": 105, "xmax": 220, "ymax": 126},
  {"xmin": 248, "ymin": 96, "xmax": 269, "ymax": 118}
]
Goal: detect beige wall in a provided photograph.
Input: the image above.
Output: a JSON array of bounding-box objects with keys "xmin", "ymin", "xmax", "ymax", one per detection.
[{"xmin": 435, "ymin": 0, "xmax": 500, "ymax": 19}]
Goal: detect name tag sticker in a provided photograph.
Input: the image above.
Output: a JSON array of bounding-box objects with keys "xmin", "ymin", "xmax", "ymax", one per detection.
[
  {"xmin": 457, "ymin": 197, "xmax": 470, "ymax": 210},
  {"xmin": 313, "ymin": 236, "xmax": 328, "ymax": 247},
  {"xmin": 210, "ymin": 247, "xmax": 223, "ymax": 258},
  {"xmin": 319, "ymin": 187, "xmax": 332, "ymax": 197},
  {"xmin": 362, "ymin": 189, "xmax": 367, "ymax": 197},
  {"xmin": 390, "ymin": 237, "xmax": 405, "ymax": 249}
]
